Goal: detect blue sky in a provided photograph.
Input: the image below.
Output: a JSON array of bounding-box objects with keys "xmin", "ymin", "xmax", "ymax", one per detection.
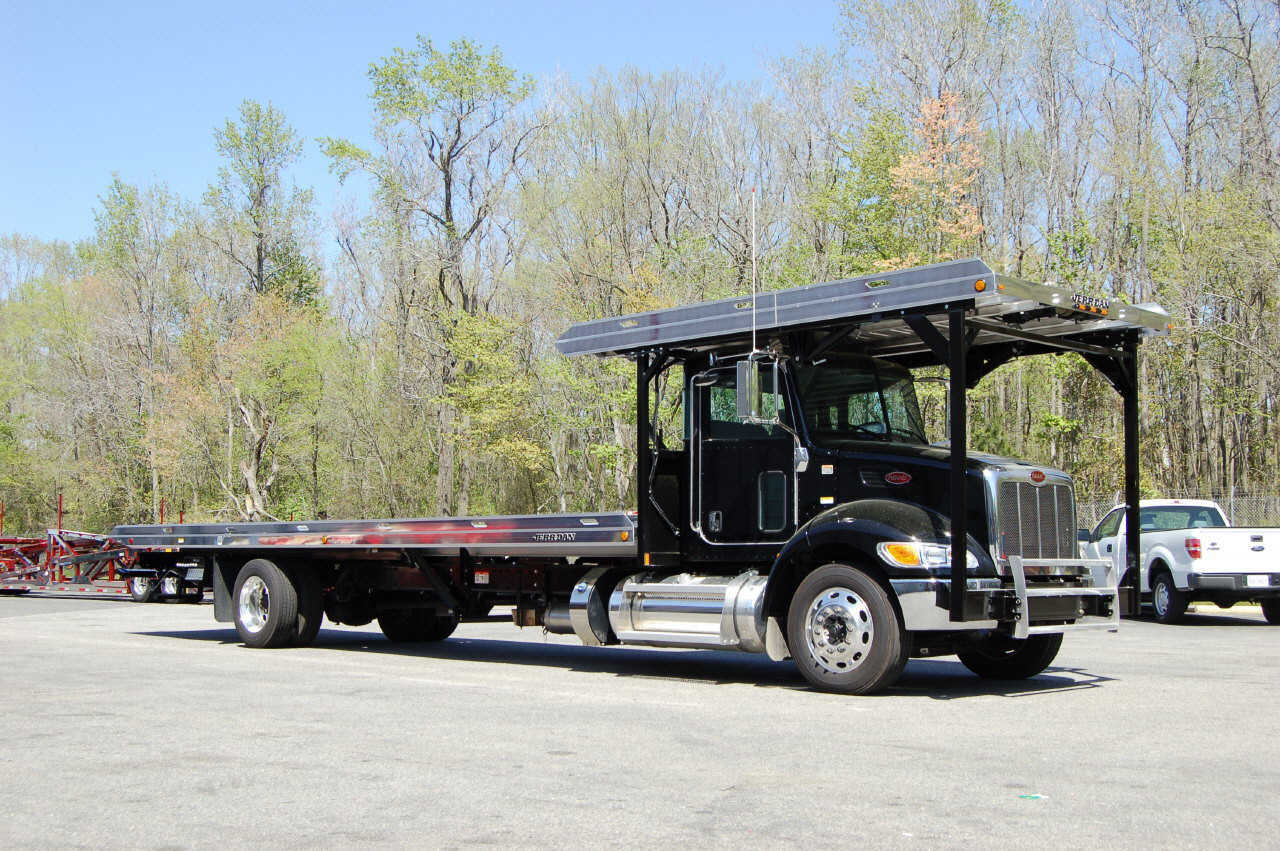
[{"xmin": 1, "ymin": 0, "xmax": 842, "ymax": 244}]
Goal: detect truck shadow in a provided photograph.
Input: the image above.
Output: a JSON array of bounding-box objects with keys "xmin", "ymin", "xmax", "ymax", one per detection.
[{"xmin": 136, "ymin": 626, "xmax": 1112, "ymax": 699}]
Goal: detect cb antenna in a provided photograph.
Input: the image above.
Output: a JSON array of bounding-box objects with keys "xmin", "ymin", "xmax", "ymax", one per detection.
[{"xmin": 751, "ymin": 186, "xmax": 758, "ymax": 355}]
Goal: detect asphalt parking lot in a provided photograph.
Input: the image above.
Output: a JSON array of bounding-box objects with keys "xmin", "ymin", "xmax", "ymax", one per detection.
[{"xmin": 0, "ymin": 594, "xmax": 1275, "ymax": 849}]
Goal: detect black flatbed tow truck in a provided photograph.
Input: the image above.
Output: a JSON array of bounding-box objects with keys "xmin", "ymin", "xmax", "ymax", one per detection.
[{"xmin": 115, "ymin": 257, "xmax": 1168, "ymax": 693}]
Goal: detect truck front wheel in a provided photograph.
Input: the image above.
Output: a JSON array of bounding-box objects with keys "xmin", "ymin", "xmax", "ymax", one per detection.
[
  {"xmin": 377, "ymin": 608, "xmax": 459, "ymax": 642},
  {"xmin": 233, "ymin": 559, "xmax": 299, "ymax": 648},
  {"xmin": 786, "ymin": 564, "xmax": 908, "ymax": 695},
  {"xmin": 1151, "ymin": 572, "xmax": 1187, "ymax": 624},
  {"xmin": 957, "ymin": 633, "xmax": 1062, "ymax": 679}
]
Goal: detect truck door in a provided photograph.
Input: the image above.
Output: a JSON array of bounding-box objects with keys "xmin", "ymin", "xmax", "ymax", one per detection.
[{"xmin": 693, "ymin": 366, "xmax": 795, "ymax": 544}]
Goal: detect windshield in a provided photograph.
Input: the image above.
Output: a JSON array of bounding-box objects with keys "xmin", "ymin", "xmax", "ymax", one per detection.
[{"xmin": 793, "ymin": 354, "xmax": 926, "ymax": 446}]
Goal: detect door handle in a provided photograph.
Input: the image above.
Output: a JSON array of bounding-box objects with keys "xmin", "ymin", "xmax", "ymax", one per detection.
[{"xmin": 1106, "ymin": 544, "xmax": 1113, "ymax": 553}]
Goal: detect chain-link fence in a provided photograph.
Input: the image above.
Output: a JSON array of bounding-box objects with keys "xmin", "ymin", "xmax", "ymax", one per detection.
[{"xmin": 1077, "ymin": 494, "xmax": 1280, "ymax": 531}]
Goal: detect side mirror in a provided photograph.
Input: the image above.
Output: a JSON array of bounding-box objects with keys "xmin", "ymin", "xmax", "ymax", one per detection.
[
  {"xmin": 736, "ymin": 359, "xmax": 762, "ymax": 419},
  {"xmin": 736, "ymin": 358, "xmax": 780, "ymax": 423},
  {"xmin": 1076, "ymin": 528, "xmax": 1091, "ymax": 543}
]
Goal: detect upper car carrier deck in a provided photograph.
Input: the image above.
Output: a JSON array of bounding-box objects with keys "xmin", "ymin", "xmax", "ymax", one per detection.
[
  {"xmin": 556, "ymin": 256, "xmax": 1170, "ymax": 360},
  {"xmin": 111, "ymin": 513, "xmax": 637, "ymax": 559}
]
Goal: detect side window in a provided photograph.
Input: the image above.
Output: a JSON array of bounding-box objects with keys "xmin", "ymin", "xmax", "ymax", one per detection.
[
  {"xmin": 703, "ymin": 369, "xmax": 788, "ymax": 440},
  {"xmin": 1094, "ymin": 508, "xmax": 1124, "ymax": 540},
  {"xmin": 758, "ymin": 471, "xmax": 786, "ymax": 532}
]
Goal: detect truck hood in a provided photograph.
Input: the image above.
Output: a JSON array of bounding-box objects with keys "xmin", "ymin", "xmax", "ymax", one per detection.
[{"xmin": 824, "ymin": 439, "xmax": 1066, "ymax": 477}]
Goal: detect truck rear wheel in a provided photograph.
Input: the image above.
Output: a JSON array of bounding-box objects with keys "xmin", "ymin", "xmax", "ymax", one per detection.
[
  {"xmin": 128, "ymin": 577, "xmax": 157, "ymax": 603},
  {"xmin": 1152, "ymin": 572, "xmax": 1187, "ymax": 624},
  {"xmin": 957, "ymin": 633, "xmax": 1062, "ymax": 679},
  {"xmin": 291, "ymin": 566, "xmax": 324, "ymax": 647},
  {"xmin": 786, "ymin": 563, "xmax": 908, "ymax": 695},
  {"xmin": 233, "ymin": 559, "xmax": 299, "ymax": 648},
  {"xmin": 1261, "ymin": 599, "xmax": 1280, "ymax": 625},
  {"xmin": 377, "ymin": 608, "xmax": 459, "ymax": 642}
]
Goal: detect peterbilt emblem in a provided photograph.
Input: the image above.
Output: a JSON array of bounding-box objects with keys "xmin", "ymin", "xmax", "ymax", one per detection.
[
  {"xmin": 1029, "ymin": 470, "xmax": 1046, "ymax": 484},
  {"xmin": 884, "ymin": 471, "xmax": 912, "ymax": 485}
]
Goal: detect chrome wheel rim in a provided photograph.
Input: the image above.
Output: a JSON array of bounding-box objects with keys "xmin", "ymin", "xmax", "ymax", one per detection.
[
  {"xmin": 238, "ymin": 575, "xmax": 269, "ymax": 634},
  {"xmin": 1154, "ymin": 581, "xmax": 1169, "ymax": 616},
  {"xmin": 130, "ymin": 577, "xmax": 150, "ymax": 596},
  {"xmin": 805, "ymin": 586, "xmax": 874, "ymax": 674}
]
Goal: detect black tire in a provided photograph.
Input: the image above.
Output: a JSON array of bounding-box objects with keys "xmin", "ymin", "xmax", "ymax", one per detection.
[
  {"xmin": 957, "ymin": 633, "xmax": 1063, "ymax": 679},
  {"xmin": 291, "ymin": 565, "xmax": 324, "ymax": 647},
  {"xmin": 377, "ymin": 608, "xmax": 460, "ymax": 643},
  {"xmin": 128, "ymin": 576, "xmax": 157, "ymax": 603},
  {"xmin": 232, "ymin": 559, "xmax": 299, "ymax": 648},
  {"xmin": 1261, "ymin": 599, "xmax": 1280, "ymax": 625},
  {"xmin": 786, "ymin": 563, "xmax": 908, "ymax": 695},
  {"xmin": 1152, "ymin": 572, "xmax": 1188, "ymax": 624}
]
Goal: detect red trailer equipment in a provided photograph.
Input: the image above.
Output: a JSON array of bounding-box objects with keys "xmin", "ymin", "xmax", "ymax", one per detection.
[{"xmin": 0, "ymin": 530, "xmax": 133, "ymax": 596}]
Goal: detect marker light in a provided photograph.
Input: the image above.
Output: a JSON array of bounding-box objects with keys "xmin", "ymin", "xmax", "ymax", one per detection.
[{"xmin": 974, "ymin": 279, "xmax": 987, "ymax": 292}]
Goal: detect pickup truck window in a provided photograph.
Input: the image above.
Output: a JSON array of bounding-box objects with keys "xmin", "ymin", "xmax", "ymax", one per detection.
[
  {"xmin": 1138, "ymin": 506, "xmax": 1226, "ymax": 531},
  {"xmin": 794, "ymin": 354, "xmax": 926, "ymax": 446},
  {"xmin": 1095, "ymin": 508, "xmax": 1124, "ymax": 539}
]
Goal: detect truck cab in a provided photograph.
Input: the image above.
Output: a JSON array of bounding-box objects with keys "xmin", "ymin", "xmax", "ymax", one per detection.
[{"xmin": 558, "ymin": 257, "xmax": 1170, "ymax": 691}]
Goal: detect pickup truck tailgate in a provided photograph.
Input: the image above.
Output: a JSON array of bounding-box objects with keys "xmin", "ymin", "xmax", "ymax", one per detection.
[{"xmin": 1186, "ymin": 529, "xmax": 1276, "ymax": 572}]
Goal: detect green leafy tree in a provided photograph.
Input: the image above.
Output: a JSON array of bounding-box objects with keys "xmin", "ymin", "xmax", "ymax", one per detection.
[
  {"xmin": 201, "ymin": 99, "xmax": 318, "ymax": 302},
  {"xmin": 322, "ymin": 36, "xmax": 538, "ymax": 314}
]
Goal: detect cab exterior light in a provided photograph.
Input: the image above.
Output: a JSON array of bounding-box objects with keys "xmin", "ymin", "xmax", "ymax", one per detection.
[
  {"xmin": 877, "ymin": 542, "xmax": 978, "ymax": 570},
  {"xmin": 974, "ymin": 279, "xmax": 987, "ymax": 292}
]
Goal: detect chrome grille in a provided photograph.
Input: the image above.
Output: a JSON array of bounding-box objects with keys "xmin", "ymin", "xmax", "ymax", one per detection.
[{"xmin": 997, "ymin": 480, "xmax": 1077, "ymax": 559}]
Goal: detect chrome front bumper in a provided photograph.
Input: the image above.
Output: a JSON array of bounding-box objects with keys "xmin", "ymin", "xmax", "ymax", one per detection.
[{"xmin": 890, "ymin": 556, "xmax": 1120, "ymax": 637}]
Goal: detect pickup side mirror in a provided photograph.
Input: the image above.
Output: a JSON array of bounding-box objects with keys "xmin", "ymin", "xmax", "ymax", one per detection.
[{"xmin": 1076, "ymin": 528, "xmax": 1092, "ymax": 543}]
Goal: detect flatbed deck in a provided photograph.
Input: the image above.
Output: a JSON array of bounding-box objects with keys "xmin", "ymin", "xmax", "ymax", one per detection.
[{"xmin": 111, "ymin": 512, "xmax": 637, "ymax": 559}]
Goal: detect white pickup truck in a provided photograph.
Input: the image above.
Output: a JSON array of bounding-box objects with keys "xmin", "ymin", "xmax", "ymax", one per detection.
[{"xmin": 1080, "ymin": 499, "xmax": 1280, "ymax": 624}]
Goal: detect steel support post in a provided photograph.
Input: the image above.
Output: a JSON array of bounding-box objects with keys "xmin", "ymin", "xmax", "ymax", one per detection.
[
  {"xmin": 948, "ymin": 309, "xmax": 969, "ymax": 622},
  {"xmin": 635, "ymin": 353, "xmax": 651, "ymax": 567},
  {"xmin": 1122, "ymin": 338, "xmax": 1142, "ymax": 615}
]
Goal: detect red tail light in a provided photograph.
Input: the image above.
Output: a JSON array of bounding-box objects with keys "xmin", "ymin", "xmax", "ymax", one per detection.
[{"xmin": 1185, "ymin": 537, "xmax": 1202, "ymax": 559}]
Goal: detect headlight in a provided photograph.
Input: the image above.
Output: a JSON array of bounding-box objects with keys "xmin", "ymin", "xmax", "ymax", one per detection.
[{"xmin": 876, "ymin": 541, "xmax": 978, "ymax": 570}]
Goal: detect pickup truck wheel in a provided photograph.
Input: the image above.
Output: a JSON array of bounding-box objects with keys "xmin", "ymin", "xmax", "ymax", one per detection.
[
  {"xmin": 1151, "ymin": 573, "xmax": 1187, "ymax": 624},
  {"xmin": 233, "ymin": 559, "xmax": 299, "ymax": 648},
  {"xmin": 786, "ymin": 564, "xmax": 908, "ymax": 695},
  {"xmin": 1261, "ymin": 599, "xmax": 1280, "ymax": 625},
  {"xmin": 377, "ymin": 609, "xmax": 459, "ymax": 642},
  {"xmin": 128, "ymin": 577, "xmax": 157, "ymax": 603},
  {"xmin": 957, "ymin": 633, "xmax": 1063, "ymax": 679}
]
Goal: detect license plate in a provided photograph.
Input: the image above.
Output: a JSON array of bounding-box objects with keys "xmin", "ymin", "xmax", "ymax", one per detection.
[{"xmin": 1245, "ymin": 574, "xmax": 1270, "ymax": 588}]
